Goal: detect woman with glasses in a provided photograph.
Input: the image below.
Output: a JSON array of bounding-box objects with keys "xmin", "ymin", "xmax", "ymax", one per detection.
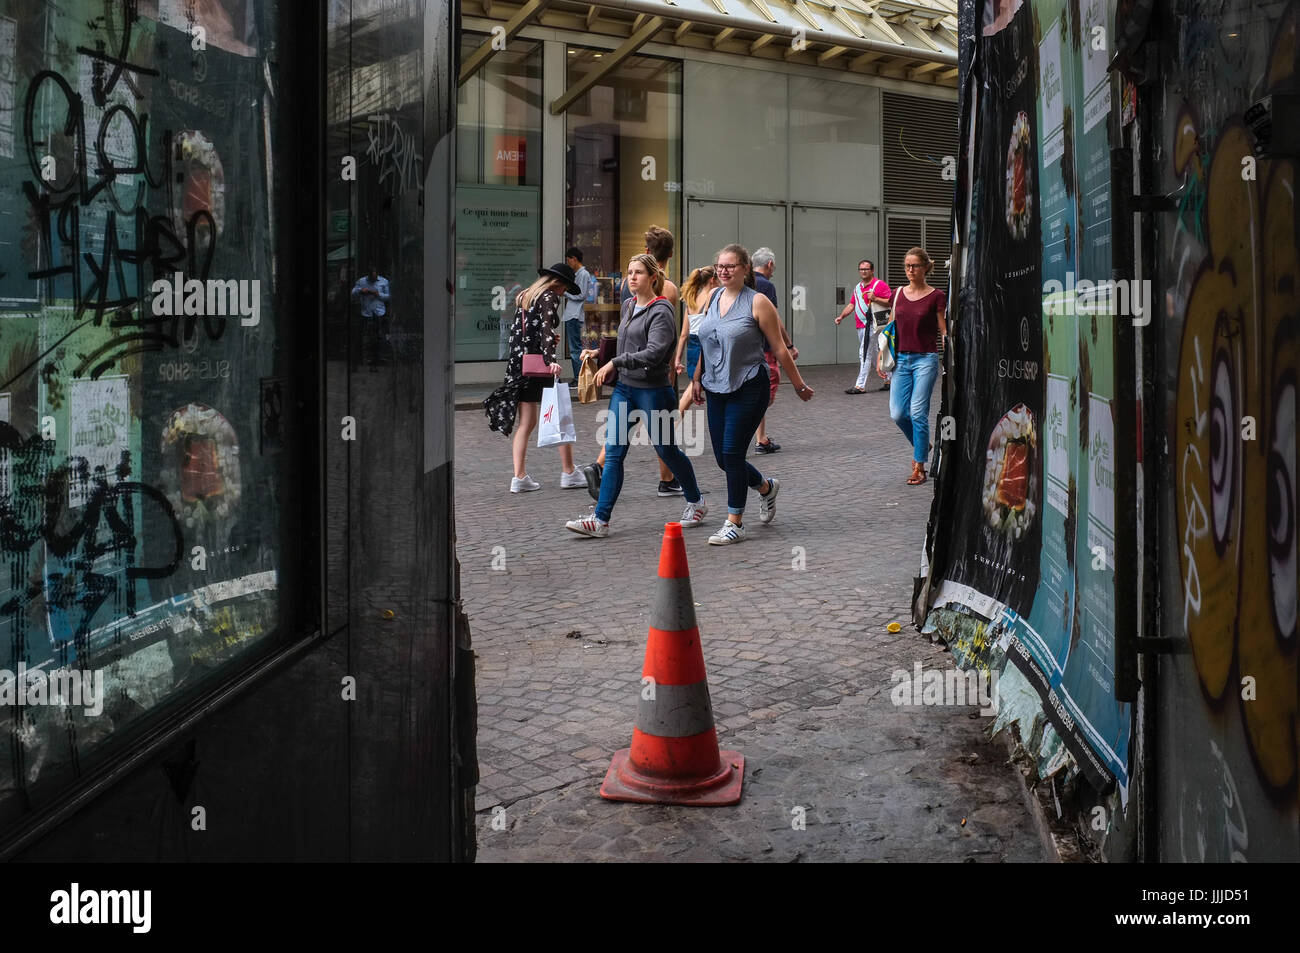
[
  {"xmin": 879, "ymin": 246, "xmax": 947, "ymax": 485},
  {"xmin": 564, "ymin": 254, "xmax": 707, "ymax": 538},
  {"xmin": 689, "ymin": 244, "xmax": 814, "ymax": 545}
]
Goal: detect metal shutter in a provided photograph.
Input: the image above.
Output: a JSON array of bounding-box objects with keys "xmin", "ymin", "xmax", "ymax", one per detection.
[
  {"xmin": 886, "ymin": 216, "xmax": 923, "ymax": 290},
  {"xmin": 924, "ymin": 216, "xmax": 953, "ymax": 290},
  {"xmin": 882, "ymin": 92, "xmax": 959, "ymax": 209}
]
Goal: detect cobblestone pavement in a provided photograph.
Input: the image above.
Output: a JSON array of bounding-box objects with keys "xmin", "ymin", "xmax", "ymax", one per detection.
[{"xmin": 455, "ymin": 364, "xmax": 1044, "ymax": 862}]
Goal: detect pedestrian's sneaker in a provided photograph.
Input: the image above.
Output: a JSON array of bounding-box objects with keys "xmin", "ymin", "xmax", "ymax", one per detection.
[
  {"xmin": 565, "ymin": 514, "xmax": 610, "ymax": 537},
  {"xmin": 708, "ymin": 520, "xmax": 746, "ymax": 545},
  {"xmin": 758, "ymin": 476, "xmax": 780, "ymax": 523},
  {"xmin": 560, "ymin": 469, "xmax": 587, "ymax": 489},
  {"xmin": 510, "ymin": 475, "xmax": 541, "ymax": 493},
  {"xmin": 680, "ymin": 499, "xmax": 708, "ymax": 528},
  {"xmin": 755, "ymin": 439, "xmax": 781, "ymax": 454},
  {"xmin": 657, "ymin": 479, "xmax": 683, "ymax": 496},
  {"xmin": 582, "ymin": 462, "xmax": 603, "ymax": 501}
]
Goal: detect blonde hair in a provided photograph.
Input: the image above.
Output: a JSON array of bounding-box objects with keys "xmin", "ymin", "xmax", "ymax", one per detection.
[
  {"xmin": 628, "ymin": 253, "xmax": 665, "ymax": 295},
  {"xmin": 681, "ymin": 266, "xmax": 717, "ymax": 313},
  {"xmin": 516, "ymin": 275, "xmax": 561, "ymax": 311},
  {"xmin": 904, "ymin": 246, "xmax": 934, "ymax": 276}
]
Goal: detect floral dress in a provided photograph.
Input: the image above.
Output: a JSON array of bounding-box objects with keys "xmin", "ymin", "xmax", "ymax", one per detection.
[{"xmin": 484, "ymin": 289, "xmax": 561, "ymax": 435}]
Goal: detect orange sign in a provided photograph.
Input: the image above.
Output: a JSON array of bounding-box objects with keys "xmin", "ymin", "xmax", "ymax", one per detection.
[{"xmin": 493, "ymin": 136, "xmax": 526, "ymax": 177}]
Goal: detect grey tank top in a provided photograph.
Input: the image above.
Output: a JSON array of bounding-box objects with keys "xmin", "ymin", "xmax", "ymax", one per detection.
[{"xmin": 694, "ymin": 286, "xmax": 768, "ymax": 393}]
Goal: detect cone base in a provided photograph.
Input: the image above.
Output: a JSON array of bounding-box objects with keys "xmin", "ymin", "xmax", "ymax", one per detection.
[{"xmin": 599, "ymin": 748, "xmax": 745, "ymax": 806}]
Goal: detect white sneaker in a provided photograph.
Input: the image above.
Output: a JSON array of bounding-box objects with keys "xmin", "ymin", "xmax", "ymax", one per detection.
[
  {"xmin": 510, "ymin": 475, "xmax": 541, "ymax": 493},
  {"xmin": 758, "ymin": 476, "xmax": 779, "ymax": 523},
  {"xmin": 566, "ymin": 515, "xmax": 610, "ymax": 537},
  {"xmin": 560, "ymin": 469, "xmax": 587, "ymax": 489},
  {"xmin": 708, "ymin": 520, "xmax": 746, "ymax": 545},
  {"xmin": 680, "ymin": 499, "xmax": 708, "ymax": 528}
]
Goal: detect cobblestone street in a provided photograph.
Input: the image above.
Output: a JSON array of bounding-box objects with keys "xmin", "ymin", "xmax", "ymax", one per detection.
[{"xmin": 456, "ymin": 365, "xmax": 1044, "ymax": 862}]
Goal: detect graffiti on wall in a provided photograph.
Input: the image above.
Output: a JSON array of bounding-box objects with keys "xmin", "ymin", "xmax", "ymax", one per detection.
[
  {"xmin": 366, "ymin": 112, "xmax": 422, "ymax": 195},
  {"xmin": 0, "ymin": 420, "xmax": 183, "ymax": 654},
  {"xmin": 13, "ymin": 6, "xmax": 229, "ymax": 379},
  {"xmin": 0, "ymin": 0, "xmax": 281, "ymax": 820},
  {"xmin": 1171, "ymin": 6, "xmax": 1297, "ymax": 800}
]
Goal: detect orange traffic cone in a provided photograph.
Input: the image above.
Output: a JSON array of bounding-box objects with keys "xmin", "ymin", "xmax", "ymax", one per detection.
[{"xmin": 599, "ymin": 522, "xmax": 744, "ymax": 806}]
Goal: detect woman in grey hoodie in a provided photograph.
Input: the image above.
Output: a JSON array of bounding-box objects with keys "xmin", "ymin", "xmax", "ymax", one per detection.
[{"xmin": 565, "ymin": 254, "xmax": 707, "ymax": 538}]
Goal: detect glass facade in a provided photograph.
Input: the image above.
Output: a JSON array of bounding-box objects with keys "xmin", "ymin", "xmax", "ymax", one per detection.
[
  {"xmin": 455, "ymin": 37, "xmax": 543, "ymax": 362},
  {"xmin": 0, "ymin": 0, "xmax": 304, "ymax": 833},
  {"xmin": 452, "ymin": 34, "xmax": 952, "ymax": 367},
  {"xmin": 565, "ymin": 49, "xmax": 682, "ymax": 348},
  {"xmin": 683, "ymin": 60, "xmax": 788, "ymax": 204}
]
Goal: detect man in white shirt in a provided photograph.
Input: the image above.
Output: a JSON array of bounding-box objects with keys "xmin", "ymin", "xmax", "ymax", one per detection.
[
  {"xmin": 563, "ymin": 247, "xmax": 593, "ymax": 382},
  {"xmin": 835, "ymin": 259, "xmax": 891, "ymax": 392}
]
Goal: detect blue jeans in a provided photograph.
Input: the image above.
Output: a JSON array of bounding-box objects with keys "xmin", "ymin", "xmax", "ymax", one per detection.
[
  {"xmin": 889, "ymin": 351, "xmax": 941, "ymax": 463},
  {"xmin": 685, "ymin": 334, "xmax": 701, "ymax": 379},
  {"xmin": 596, "ymin": 383, "xmax": 701, "ymax": 522},
  {"xmin": 565, "ymin": 319, "xmax": 584, "ymax": 380},
  {"xmin": 704, "ymin": 371, "xmax": 769, "ymax": 515}
]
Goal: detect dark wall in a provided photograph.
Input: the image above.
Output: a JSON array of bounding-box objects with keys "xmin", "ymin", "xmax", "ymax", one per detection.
[{"xmin": 5, "ymin": 0, "xmax": 473, "ymax": 862}]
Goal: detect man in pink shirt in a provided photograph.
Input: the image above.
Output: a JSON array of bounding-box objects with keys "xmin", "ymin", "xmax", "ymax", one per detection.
[{"xmin": 835, "ymin": 259, "xmax": 891, "ymax": 393}]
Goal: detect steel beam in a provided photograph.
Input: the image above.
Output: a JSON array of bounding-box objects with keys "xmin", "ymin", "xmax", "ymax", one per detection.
[
  {"xmin": 549, "ymin": 15, "xmax": 667, "ymax": 114},
  {"xmin": 458, "ymin": 0, "xmax": 554, "ymax": 86}
]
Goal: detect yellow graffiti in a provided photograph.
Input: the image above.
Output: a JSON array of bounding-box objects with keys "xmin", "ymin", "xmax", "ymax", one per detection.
[{"xmin": 1175, "ymin": 9, "xmax": 1298, "ymax": 791}]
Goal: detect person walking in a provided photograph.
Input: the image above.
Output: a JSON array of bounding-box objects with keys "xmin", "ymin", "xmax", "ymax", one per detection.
[
  {"xmin": 581, "ymin": 225, "xmax": 683, "ymax": 500},
  {"xmin": 565, "ymin": 254, "xmax": 707, "ymax": 538},
  {"xmin": 350, "ymin": 262, "xmax": 390, "ymax": 370},
  {"xmin": 880, "ymin": 247, "xmax": 946, "ymax": 485},
  {"xmin": 673, "ymin": 265, "xmax": 719, "ymax": 416},
  {"xmin": 690, "ymin": 244, "xmax": 813, "ymax": 545},
  {"xmin": 485, "ymin": 262, "xmax": 587, "ymax": 493},
  {"xmin": 749, "ymin": 247, "xmax": 798, "ymax": 455},
  {"xmin": 836, "ymin": 259, "xmax": 892, "ymax": 393},
  {"xmin": 562, "ymin": 247, "xmax": 593, "ymax": 382}
]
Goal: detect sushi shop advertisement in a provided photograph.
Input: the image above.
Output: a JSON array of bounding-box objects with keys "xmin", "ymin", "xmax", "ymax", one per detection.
[{"xmin": 921, "ymin": 0, "xmax": 1129, "ymax": 798}]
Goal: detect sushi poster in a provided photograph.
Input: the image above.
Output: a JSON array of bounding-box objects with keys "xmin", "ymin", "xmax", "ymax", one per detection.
[
  {"xmin": 935, "ymin": 0, "xmax": 1044, "ymax": 616},
  {"xmin": 926, "ymin": 0, "xmax": 1130, "ymax": 793}
]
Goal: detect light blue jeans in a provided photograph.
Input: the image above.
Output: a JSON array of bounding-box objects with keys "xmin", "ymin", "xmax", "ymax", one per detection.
[{"xmin": 888, "ymin": 351, "xmax": 941, "ymax": 463}]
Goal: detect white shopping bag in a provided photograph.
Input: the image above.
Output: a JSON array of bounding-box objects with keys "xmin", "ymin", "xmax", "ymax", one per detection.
[{"xmin": 537, "ymin": 383, "xmax": 577, "ymax": 447}]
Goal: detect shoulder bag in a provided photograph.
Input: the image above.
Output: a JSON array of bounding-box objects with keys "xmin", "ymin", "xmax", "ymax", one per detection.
[
  {"xmin": 519, "ymin": 305, "xmax": 553, "ymax": 378},
  {"xmin": 877, "ymin": 320, "xmax": 898, "ymax": 374}
]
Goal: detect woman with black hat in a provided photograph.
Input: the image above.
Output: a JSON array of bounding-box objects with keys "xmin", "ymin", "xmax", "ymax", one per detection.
[{"xmin": 484, "ymin": 262, "xmax": 588, "ymax": 493}]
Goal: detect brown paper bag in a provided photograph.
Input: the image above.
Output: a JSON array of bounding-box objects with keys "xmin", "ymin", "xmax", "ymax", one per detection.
[{"xmin": 577, "ymin": 356, "xmax": 599, "ymax": 404}]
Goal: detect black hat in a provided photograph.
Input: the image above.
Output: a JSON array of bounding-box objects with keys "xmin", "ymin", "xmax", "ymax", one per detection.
[{"xmin": 538, "ymin": 262, "xmax": 581, "ymax": 296}]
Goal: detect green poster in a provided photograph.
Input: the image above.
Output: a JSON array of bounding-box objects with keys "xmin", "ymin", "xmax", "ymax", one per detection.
[{"xmin": 454, "ymin": 185, "xmax": 540, "ymax": 362}]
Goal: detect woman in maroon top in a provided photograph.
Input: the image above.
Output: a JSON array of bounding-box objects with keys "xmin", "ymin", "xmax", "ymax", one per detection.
[{"xmin": 878, "ymin": 247, "xmax": 947, "ymax": 484}]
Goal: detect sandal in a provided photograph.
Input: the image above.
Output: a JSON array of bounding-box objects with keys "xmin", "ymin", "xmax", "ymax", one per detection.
[
  {"xmin": 907, "ymin": 463, "xmax": 927, "ymax": 485},
  {"xmin": 844, "ymin": 387, "xmax": 867, "ymax": 394}
]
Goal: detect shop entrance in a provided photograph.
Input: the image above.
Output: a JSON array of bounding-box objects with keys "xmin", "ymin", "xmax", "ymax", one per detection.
[{"xmin": 789, "ymin": 205, "xmax": 880, "ymax": 366}]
